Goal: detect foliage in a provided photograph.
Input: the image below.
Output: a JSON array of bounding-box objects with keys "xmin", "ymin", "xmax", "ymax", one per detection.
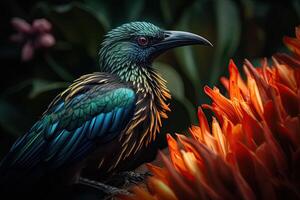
[
  {"xmin": 0, "ymin": 0, "xmax": 299, "ymax": 170},
  {"xmin": 120, "ymin": 26, "xmax": 300, "ymax": 200}
]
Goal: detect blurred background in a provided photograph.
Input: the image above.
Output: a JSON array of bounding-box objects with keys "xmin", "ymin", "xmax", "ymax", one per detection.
[{"xmin": 0, "ymin": 0, "xmax": 299, "ymax": 167}]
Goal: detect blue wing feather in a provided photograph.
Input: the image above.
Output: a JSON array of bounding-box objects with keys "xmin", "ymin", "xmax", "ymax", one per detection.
[
  {"xmin": 88, "ymin": 113, "xmax": 104, "ymax": 139},
  {"xmin": 0, "ymin": 85, "xmax": 136, "ymax": 172},
  {"xmin": 109, "ymin": 108, "xmax": 123, "ymax": 132},
  {"xmin": 99, "ymin": 112, "xmax": 113, "ymax": 136},
  {"xmin": 45, "ymin": 130, "xmax": 71, "ymax": 161}
]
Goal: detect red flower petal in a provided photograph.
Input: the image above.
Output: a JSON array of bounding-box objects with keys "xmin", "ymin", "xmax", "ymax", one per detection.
[
  {"xmin": 11, "ymin": 17, "xmax": 32, "ymax": 34},
  {"xmin": 32, "ymin": 18, "xmax": 52, "ymax": 32},
  {"xmin": 274, "ymin": 53, "xmax": 300, "ymax": 68},
  {"xmin": 283, "ymin": 36, "xmax": 300, "ymax": 56},
  {"xmin": 21, "ymin": 42, "xmax": 34, "ymax": 61},
  {"xmin": 229, "ymin": 59, "xmax": 244, "ymax": 101},
  {"xmin": 276, "ymin": 82, "xmax": 299, "ymax": 116},
  {"xmin": 36, "ymin": 33, "xmax": 55, "ymax": 48},
  {"xmin": 159, "ymin": 152, "xmax": 197, "ymax": 200}
]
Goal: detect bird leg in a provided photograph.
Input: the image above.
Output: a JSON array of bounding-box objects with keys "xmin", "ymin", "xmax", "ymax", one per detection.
[
  {"xmin": 118, "ymin": 171, "xmax": 152, "ymax": 185},
  {"xmin": 77, "ymin": 172, "xmax": 150, "ymax": 198},
  {"xmin": 78, "ymin": 177, "xmax": 131, "ymax": 196}
]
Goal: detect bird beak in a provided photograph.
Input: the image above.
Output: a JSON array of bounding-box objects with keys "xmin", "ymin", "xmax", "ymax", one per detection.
[{"xmin": 152, "ymin": 30, "xmax": 212, "ymax": 58}]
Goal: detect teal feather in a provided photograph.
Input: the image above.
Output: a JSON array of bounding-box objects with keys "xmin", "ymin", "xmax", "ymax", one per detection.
[
  {"xmin": 0, "ymin": 81, "xmax": 136, "ymax": 172},
  {"xmin": 99, "ymin": 112, "xmax": 113, "ymax": 135},
  {"xmin": 47, "ymin": 122, "xmax": 58, "ymax": 137},
  {"xmin": 109, "ymin": 108, "xmax": 123, "ymax": 132},
  {"xmin": 45, "ymin": 130, "xmax": 70, "ymax": 161},
  {"xmin": 88, "ymin": 116, "xmax": 97, "ymax": 135}
]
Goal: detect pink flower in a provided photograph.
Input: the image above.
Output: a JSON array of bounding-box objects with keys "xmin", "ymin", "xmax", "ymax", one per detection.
[{"xmin": 10, "ymin": 18, "xmax": 55, "ymax": 61}]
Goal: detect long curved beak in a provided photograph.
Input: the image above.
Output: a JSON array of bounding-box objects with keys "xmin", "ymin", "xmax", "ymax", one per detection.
[{"xmin": 151, "ymin": 30, "xmax": 212, "ymax": 58}]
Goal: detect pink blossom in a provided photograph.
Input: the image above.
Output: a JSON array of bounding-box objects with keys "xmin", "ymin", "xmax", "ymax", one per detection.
[{"xmin": 10, "ymin": 17, "xmax": 55, "ymax": 61}]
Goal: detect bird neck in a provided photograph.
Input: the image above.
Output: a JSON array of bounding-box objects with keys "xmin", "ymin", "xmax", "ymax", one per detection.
[
  {"xmin": 99, "ymin": 49, "xmax": 152, "ymax": 92},
  {"xmin": 116, "ymin": 63, "xmax": 155, "ymax": 93},
  {"xmin": 99, "ymin": 45, "xmax": 168, "ymax": 96},
  {"xmin": 101, "ymin": 60, "xmax": 156, "ymax": 94}
]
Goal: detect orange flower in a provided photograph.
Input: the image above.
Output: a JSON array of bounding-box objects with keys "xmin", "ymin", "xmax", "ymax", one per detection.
[{"xmin": 119, "ymin": 26, "xmax": 300, "ymax": 200}]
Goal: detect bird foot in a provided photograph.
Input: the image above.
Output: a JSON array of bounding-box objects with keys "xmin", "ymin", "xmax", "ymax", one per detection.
[
  {"xmin": 118, "ymin": 171, "xmax": 152, "ymax": 185},
  {"xmin": 78, "ymin": 176, "xmax": 131, "ymax": 197}
]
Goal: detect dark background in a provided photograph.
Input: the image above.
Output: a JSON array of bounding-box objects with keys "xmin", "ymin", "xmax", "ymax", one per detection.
[{"xmin": 0, "ymin": 0, "xmax": 299, "ymax": 180}]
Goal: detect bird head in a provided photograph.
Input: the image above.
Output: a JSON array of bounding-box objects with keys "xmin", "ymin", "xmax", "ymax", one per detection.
[{"xmin": 99, "ymin": 21, "xmax": 212, "ymax": 74}]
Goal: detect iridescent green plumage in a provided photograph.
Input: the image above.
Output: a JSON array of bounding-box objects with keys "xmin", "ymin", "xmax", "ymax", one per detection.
[
  {"xmin": 0, "ymin": 74, "xmax": 136, "ymax": 178},
  {"xmin": 0, "ymin": 22, "xmax": 211, "ymax": 194}
]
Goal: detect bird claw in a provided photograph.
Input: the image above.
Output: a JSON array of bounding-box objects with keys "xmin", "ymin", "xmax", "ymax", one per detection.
[
  {"xmin": 78, "ymin": 176, "xmax": 131, "ymax": 197},
  {"xmin": 118, "ymin": 171, "xmax": 152, "ymax": 185},
  {"xmin": 77, "ymin": 172, "xmax": 151, "ymax": 199}
]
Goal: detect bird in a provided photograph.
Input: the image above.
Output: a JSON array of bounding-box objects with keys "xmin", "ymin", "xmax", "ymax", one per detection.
[{"xmin": 0, "ymin": 21, "xmax": 211, "ymax": 197}]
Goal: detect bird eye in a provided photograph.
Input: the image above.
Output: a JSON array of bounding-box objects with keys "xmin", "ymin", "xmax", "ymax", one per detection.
[{"xmin": 137, "ymin": 36, "xmax": 149, "ymax": 46}]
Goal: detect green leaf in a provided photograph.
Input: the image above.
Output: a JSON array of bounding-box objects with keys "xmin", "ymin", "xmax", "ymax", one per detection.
[
  {"xmin": 29, "ymin": 79, "xmax": 69, "ymax": 99},
  {"xmin": 173, "ymin": 13, "xmax": 201, "ymax": 88},
  {"xmin": 45, "ymin": 54, "xmax": 74, "ymax": 81},
  {"xmin": 154, "ymin": 62, "xmax": 184, "ymax": 100},
  {"xmin": 126, "ymin": 0, "xmax": 145, "ymax": 20},
  {"xmin": 154, "ymin": 62, "xmax": 196, "ymax": 122},
  {"xmin": 160, "ymin": 0, "xmax": 196, "ymax": 25},
  {"xmin": 83, "ymin": 0, "xmax": 145, "ymax": 27},
  {"xmin": 160, "ymin": 0, "xmax": 172, "ymax": 24},
  {"xmin": 41, "ymin": 3, "xmax": 106, "ymax": 58},
  {"xmin": 172, "ymin": 0, "xmax": 213, "ymax": 102},
  {"xmin": 293, "ymin": 0, "xmax": 300, "ymax": 18},
  {"xmin": 210, "ymin": 0, "xmax": 241, "ymax": 84},
  {"xmin": 83, "ymin": 0, "xmax": 111, "ymax": 29},
  {"xmin": 174, "ymin": 46, "xmax": 199, "ymax": 87},
  {"xmin": 0, "ymin": 99, "xmax": 29, "ymax": 136}
]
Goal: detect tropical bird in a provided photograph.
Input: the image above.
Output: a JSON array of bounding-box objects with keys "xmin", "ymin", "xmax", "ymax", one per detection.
[{"xmin": 0, "ymin": 22, "xmax": 211, "ymax": 196}]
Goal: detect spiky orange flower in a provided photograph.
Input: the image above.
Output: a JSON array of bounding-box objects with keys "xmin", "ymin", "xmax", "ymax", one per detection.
[{"xmin": 120, "ymin": 27, "xmax": 300, "ymax": 200}]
